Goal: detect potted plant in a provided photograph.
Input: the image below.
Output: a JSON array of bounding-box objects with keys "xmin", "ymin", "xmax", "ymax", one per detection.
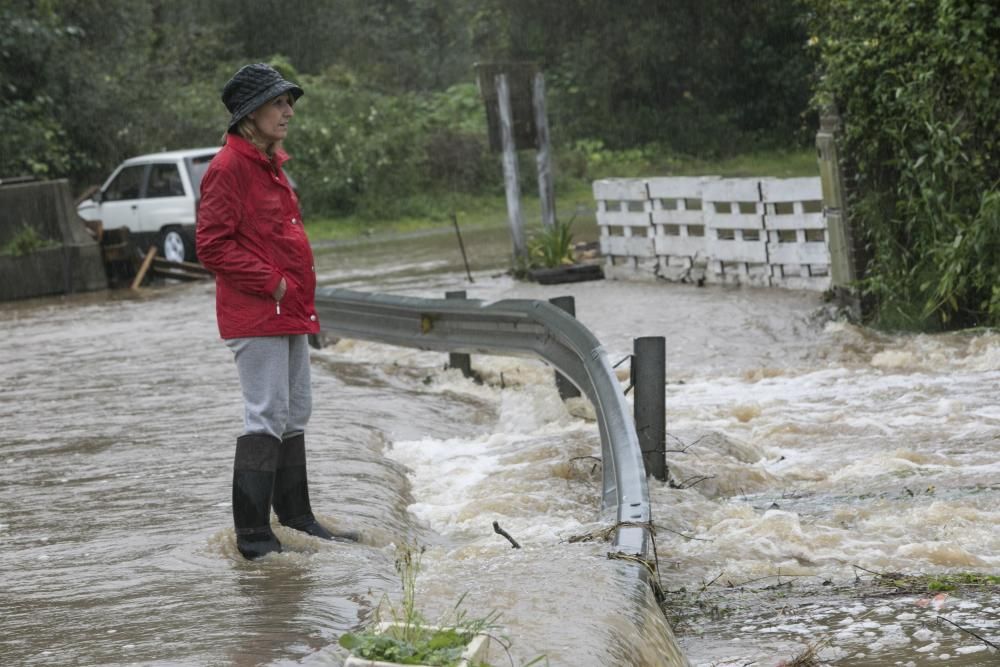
[
  {"xmin": 525, "ymin": 219, "xmax": 603, "ymax": 285},
  {"xmin": 340, "ymin": 546, "xmax": 500, "ymax": 667}
]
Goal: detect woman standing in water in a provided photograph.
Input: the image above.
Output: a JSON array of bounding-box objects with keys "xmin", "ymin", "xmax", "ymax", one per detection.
[{"xmin": 197, "ymin": 63, "xmax": 354, "ymax": 559}]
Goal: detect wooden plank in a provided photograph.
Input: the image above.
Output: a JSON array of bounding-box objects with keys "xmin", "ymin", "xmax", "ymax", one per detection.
[
  {"xmin": 605, "ymin": 231, "xmax": 655, "ymax": 258},
  {"xmin": 597, "ymin": 209, "xmax": 652, "ymax": 228},
  {"xmin": 702, "ymin": 178, "xmax": 761, "ymax": 203},
  {"xmin": 654, "ymin": 233, "xmax": 707, "ymax": 258},
  {"xmin": 759, "ymin": 177, "xmax": 822, "ymax": 202},
  {"xmin": 592, "ymin": 178, "xmax": 648, "ymax": 201},
  {"xmin": 131, "ymin": 245, "xmax": 157, "ymax": 290},
  {"xmin": 651, "ymin": 207, "xmax": 703, "ymax": 226},
  {"xmin": 710, "ymin": 237, "xmax": 768, "ymax": 263},
  {"xmin": 768, "ymin": 242, "xmax": 830, "ymax": 266},
  {"xmin": 152, "ymin": 258, "xmax": 213, "ymax": 276},
  {"xmin": 151, "ymin": 268, "xmax": 206, "ymax": 281},
  {"xmin": 646, "ymin": 176, "xmax": 716, "ymax": 199},
  {"xmin": 772, "ymin": 274, "xmax": 832, "ymax": 291},
  {"xmin": 765, "ymin": 211, "xmax": 825, "ymax": 231},
  {"xmin": 496, "ymin": 73, "xmax": 526, "ymax": 260}
]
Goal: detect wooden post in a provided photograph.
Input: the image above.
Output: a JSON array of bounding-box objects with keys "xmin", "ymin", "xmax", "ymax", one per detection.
[
  {"xmin": 634, "ymin": 336, "xmax": 666, "ymax": 481},
  {"xmin": 495, "ymin": 74, "xmax": 526, "ymax": 262},
  {"xmin": 533, "ymin": 72, "xmax": 556, "ymax": 229},
  {"xmin": 816, "ymin": 104, "xmax": 862, "ymax": 316},
  {"xmin": 131, "ymin": 245, "xmax": 157, "ymax": 290}
]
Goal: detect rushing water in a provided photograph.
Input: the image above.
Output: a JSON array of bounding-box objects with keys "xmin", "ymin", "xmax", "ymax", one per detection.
[{"xmin": 1, "ymin": 225, "xmax": 997, "ymax": 666}]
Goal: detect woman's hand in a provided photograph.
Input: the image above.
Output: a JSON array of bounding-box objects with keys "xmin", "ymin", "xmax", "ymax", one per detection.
[{"xmin": 272, "ymin": 277, "xmax": 287, "ymax": 302}]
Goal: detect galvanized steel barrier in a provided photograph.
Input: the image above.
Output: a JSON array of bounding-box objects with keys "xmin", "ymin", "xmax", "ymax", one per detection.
[{"xmin": 314, "ymin": 287, "xmax": 652, "ymax": 560}]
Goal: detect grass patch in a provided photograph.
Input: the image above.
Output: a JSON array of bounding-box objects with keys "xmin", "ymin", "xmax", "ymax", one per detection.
[
  {"xmin": 569, "ymin": 145, "xmax": 819, "ymax": 181},
  {"xmin": 306, "ymin": 191, "xmax": 510, "ymax": 242},
  {"xmin": 870, "ymin": 571, "xmax": 1000, "ymax": 594},
  {"xmin": 662, "ymin": 148, "xmax": 819, "ymax": 179},
  {"xmin": 304, "ymin": 147, "xmax": 818, "ymax": 244}
]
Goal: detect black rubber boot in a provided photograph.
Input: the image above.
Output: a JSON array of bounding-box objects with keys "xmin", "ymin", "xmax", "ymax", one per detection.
[
  {"xmin": 232, "ymin": 433, "xmax": 282, "ymax": 560},
  {"xmin": 273, "ymin": 433, "xmax": 359, "ymax": 542}
]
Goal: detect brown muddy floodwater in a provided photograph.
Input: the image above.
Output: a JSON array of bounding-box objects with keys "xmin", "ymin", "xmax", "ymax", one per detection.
[{"xmin": 1, "ymin": 224, "xmax": 998, "ymax": 666}]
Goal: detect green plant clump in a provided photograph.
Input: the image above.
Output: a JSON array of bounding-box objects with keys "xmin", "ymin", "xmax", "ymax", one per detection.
[
  {"xmin": 338, "ymin": 546, "xmax": 504, "ymax": 666},
  {"xmin": 808, "ymin": 0, "xmax": 1000, "ymax": 330},
  {"xmin": 1, "ymin": 225, "xmax": 59, "ymax": 256},
  {"xmin": 340, "ymin": 626, "xmax": 473, "ymax": 666},
  {"xmin": 527, "ymin": 219, "xmax": 575, "ymax": 268}
]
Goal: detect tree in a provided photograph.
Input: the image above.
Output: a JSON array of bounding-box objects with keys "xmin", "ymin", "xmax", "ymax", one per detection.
[{"xmin": 809, "ymin": 0, "xmax": 1000, "ymax": 328}]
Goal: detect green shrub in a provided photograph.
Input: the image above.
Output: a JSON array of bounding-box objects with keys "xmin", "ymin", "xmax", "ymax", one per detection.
[
  {"xmin": 1, "ymin": 225, "xmax": 59, "ymax": 256},
  {"xmin": 809, "ymin": 0, "xmax": 1000, "ymax": 329},
  {"xmin": 528, "ymin": 219, "xmax": 575, "ymax": 268},
  {"xmin": 288, "ymin": 78, "xmax": 494, "ymax": 219}
]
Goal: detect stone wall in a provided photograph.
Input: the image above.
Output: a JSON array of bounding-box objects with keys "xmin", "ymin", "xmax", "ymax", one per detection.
[{"xmin": 0, "ymin": 179, "xmax": 107, "ymax": 300}]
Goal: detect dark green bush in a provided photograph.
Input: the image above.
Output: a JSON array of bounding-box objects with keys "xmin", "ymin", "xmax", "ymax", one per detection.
[
  {"xmin": 289, "ymin": 80, "xmax": 494, "ymax": 218},
  {"xmin": 809, "ymin": 0, "xmax": 1000, "ymax": 329},
  {"xmin": 1, "ymin": 225, "xmax": 58, "ymax": 256}
]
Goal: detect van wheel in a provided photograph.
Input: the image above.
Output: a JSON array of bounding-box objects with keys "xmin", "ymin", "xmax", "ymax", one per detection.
[{"xmin": 159, "ymin": 228, "xmax": 191, "ymax": 263}]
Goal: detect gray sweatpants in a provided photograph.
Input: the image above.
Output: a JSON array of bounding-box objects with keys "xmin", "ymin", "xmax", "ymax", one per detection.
[{"xmin": 225, "ymin": 335, "xmax": 312, "ymax": 441}]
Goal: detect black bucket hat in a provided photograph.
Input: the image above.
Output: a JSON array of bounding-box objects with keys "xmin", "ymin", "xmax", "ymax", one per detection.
[{"xmin": 222, "ymin": 63, "xmax": 304, "ymax": 132}]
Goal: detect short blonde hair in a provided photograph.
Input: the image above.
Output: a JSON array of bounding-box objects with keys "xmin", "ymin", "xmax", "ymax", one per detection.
[{"xmin": 221, "ymin": 117, "xmax": 281, "ymax": 157}]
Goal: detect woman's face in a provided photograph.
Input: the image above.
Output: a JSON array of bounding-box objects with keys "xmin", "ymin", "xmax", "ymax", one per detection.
[{"xmin": 249, "ymin": 93, "xmax": 295, "ymax": 145}]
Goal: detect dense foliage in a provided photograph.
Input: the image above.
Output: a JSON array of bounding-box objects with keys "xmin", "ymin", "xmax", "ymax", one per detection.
[
  {"xmin": 476, "ymin": 0, "xmax": 817, "ymax": 152},
  {"xmin": 1, "ymin": 0, "xmax": 815, "ymax": 214},
  {"xmin": 809, "ymin": 0, "xmax": 1000, "ymax": 329},
  {"xmin": 5, "ymin": 1, "xmax": 997, "ymax": 331}
]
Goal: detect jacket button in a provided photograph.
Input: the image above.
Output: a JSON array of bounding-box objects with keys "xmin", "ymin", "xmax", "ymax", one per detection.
[
  {"xmin": 291, "ymin": 217, "xmax": 298, "ymax": 224},
  {"xmin": 309, "ymin": 314, "xmax": 317, "ymax": 322}
]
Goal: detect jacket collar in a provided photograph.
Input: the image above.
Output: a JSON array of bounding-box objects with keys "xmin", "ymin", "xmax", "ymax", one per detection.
[{"xmin": 225, "ymin": 133, "xmax": 290, "ymax": 169}]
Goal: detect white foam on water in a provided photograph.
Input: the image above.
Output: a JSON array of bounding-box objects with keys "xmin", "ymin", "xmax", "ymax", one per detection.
[
  {"xmin": 384, "ymin": 368, "xmax": 602, "ymax": 544},
  {"xmin": 311, "ymin": 283, "xmax": 1000, "ymax": 665}
]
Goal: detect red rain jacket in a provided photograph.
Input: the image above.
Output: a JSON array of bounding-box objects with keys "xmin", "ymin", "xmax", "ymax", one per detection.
[{"xmin": 196, "ymin": 134, "xmax": 320, "ymax": 339}]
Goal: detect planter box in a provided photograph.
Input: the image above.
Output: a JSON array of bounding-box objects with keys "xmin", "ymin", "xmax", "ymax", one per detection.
[
  {"xmin": 528, "ymin": 262, "xmax": 604, "ymax": 285},
  {"xmin": 344, "ymin": 622, "xmax": 491, "ymax": 667}
]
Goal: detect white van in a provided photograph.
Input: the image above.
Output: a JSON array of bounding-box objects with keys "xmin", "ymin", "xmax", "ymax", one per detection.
[{"xmin": 77, "ymin": 147, "xmax": 220, "ymax": 263}]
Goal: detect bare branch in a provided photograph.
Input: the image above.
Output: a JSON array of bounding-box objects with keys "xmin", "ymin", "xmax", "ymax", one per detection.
[
  {"xmin": 492, "ymin": 521, "xmax": 521, "ymax": 549},
  {"xmin": 937, "ymin": 615, "xmax": 1000, "ymax": 650}
]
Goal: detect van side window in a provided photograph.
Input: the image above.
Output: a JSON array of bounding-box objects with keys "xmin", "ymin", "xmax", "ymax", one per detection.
[
  {"xmin": 103, "ymin": 165, "xmax": 146, "ymax": 201},
  {"xmin": 146, "ymin": 163, "xmax": 185, "ymax": 198}
]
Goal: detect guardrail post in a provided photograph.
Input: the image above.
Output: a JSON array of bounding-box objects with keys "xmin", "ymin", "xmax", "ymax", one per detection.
[
  {"xmin": 548, "ymin": 296, "xmax": 581, "ymax": 400},
  {"xmin": 633, "ymin": 336, "xmax": 666, "ymax": 481},
  {"xmin": 445, "ymin": 290, "xmax": 473, "ymax": 378}
]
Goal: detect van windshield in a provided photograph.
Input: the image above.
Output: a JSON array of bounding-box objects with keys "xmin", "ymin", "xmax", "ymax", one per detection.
[{"xmin": 187, "ymin": 155, "xmax": 215, "ymax": 197}]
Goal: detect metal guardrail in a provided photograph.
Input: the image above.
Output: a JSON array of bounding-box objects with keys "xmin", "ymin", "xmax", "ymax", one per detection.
[{"xmin": 314, "ymin": 288, "xmax": 652, "ymax": 559}]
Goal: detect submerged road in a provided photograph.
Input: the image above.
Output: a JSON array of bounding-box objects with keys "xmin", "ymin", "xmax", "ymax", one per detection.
[{"xmin": 2, "ymin": 226, "xmax": 998, "ymax": 666}]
